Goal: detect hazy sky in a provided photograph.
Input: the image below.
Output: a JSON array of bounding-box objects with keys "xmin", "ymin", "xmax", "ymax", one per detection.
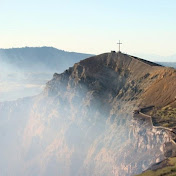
[{"xmin": 0, "ymin": 0, "xmax": 176, "ymax": 56}]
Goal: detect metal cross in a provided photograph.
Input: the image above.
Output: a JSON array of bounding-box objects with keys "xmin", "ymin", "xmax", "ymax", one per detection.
[{"xmin": 117, "ymin": 40, "xmax": 122, "ymax": 52}]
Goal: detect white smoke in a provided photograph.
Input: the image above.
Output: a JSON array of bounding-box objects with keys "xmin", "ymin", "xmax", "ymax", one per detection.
[{"xmin": 0, "ymin": 79, "xmax": 171, "ymax": 176}]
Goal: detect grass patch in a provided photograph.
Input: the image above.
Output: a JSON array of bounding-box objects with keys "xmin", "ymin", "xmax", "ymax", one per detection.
[
  {"xmin": 151, "ymin": 105, "xmax": 176, "ymax": 128},
  {"xmin": 136, "ymin": 157, "xmax": 176, "ymax": 176}
]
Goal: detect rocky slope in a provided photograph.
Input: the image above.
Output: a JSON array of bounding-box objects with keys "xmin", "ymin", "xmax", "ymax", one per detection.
[{"xmin": 0, "ymin": 52, "xmax": 176, "ymax": 176}]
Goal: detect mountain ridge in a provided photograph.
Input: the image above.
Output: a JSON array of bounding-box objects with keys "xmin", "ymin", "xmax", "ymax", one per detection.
[
  {"xmin": 0, "ymin": 51, "xmax": 176, "ymax": 176},
  {"xmin": 0, "ymin": 46, "xmax": 93, "ymax": 101},
  {"xmin": 45, "ymin": 52, "xmax": 163, "ymax": 97},
  {"xmin": 46, "ymin": 51, "xmax": 176, "ymax": 128},
  {"xmin": 0, "ymin": 46, "xmax": 93, "ymax": 72}
]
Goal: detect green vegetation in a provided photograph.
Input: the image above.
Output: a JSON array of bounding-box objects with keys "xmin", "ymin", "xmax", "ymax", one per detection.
[
  {"xmin": 152, "ymin": 106, "xmax": 176, "ymax": 128},
  {"xmin": 136, "ymin": 157, "xmax": 176, "ymax": 176}
]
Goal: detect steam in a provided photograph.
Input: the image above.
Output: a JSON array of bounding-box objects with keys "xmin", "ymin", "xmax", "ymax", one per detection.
[
  {"xmin": 0, "ymin": 59, "xmax": 52, "ymax": 101},
  {"xmin": 0, "ymin": 49, "xmax": 173, "ymax": 175},
  {"xmin": 0, "ymin": 78, "xmax": 172, "ymax": 176},
  {"xmin": 0, "ymin": 47, "xmax": 93, "ymax": 102}
]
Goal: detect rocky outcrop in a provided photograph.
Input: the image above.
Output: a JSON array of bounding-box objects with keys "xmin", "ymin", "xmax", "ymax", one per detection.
[{"xmin": 0, "ymin": 52, "xmax": 176, "ymax": 176}]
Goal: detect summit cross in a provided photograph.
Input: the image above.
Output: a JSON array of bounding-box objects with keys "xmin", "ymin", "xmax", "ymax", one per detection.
[{"xmin": 117, "ymin": 40, "xmax": 122, "ymax": 52}]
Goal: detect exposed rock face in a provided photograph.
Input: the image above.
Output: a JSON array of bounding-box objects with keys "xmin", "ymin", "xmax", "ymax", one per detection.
[{"xmin": 0, "ymin": 52, "xmax": 176, "ymax": 176}]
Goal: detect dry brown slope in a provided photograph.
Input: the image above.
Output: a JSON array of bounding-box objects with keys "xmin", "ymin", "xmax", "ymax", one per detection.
[
  {"xmin": 80, "ymin": 52, "xmax": 176, "ymax": 128},
  {"xmin": 46, "ymin": 52, "xmax": 176, "ymax": 128},
  {"xmin": 44, "ymin": 52, "xmax": 175, "ymax": 176},
  {"xmin": 141, "ymin": 68, "xmax": 176, "ymax": 108},
  {"xmin": 48, "ymin": 51, "xmax": 174, "ymax": 104}
]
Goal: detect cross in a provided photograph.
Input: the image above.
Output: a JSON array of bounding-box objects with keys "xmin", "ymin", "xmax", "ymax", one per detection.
[{"xmin": 117, "ymin": 40, "xmax": 122, "ymax": 52}]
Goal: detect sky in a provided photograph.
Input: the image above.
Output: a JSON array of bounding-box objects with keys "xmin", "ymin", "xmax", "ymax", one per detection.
[{"xmin": 0, "ymin": 0, "xmax": 176, "ymax": 58}]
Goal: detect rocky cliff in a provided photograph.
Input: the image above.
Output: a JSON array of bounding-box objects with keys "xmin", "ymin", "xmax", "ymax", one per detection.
[{"xmin": 0, "ymin": 52, "xmax": 176, "ymax": 176}]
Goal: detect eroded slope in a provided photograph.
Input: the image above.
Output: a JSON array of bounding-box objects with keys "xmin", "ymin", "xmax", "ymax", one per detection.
[{"xmin": 0, "ymin": 52, "xmax": 175, "ymax": 176}]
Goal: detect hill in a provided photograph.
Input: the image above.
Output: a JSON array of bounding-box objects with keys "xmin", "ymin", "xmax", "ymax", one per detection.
[
  {"xmin": 0, "ymin": 47, "xmax": 92, "ymax": 101},
  {"xmin": 0, "ymin": 46, "xmax": 93, "ymax": 72},
  {"xmin": 158, "ymin": 62, "xmax": 176, "ymax": 69},
  {"xmin": 136, "ymin": 53, "xmax": 176, "ymax": 63}
]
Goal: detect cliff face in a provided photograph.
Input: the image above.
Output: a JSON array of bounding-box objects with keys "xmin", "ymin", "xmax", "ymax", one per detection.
[{"xmin": 0, "ymin": 52, "xmax": 176, "ymax": 176}]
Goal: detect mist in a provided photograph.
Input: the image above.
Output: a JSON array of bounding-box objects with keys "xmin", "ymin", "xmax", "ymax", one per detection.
[
  {"xmin": 0, "ymin": 60, "xmax": 52, "ymax": 101},
  {"xmin": 0, "ymin": 49, "xmax": 174, "ymax": 175},
  {"xmin": 0, "ymin": 47, "xmax": 92, "ymax": 101},
  {"xmin": 0, "ymin": 76, "xmax": 172, "ymax": 176}
]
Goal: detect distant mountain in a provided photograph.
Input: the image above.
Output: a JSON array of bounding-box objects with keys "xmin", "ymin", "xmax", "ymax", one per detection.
[
  {"xmin": 0, "ymin": 47, "xmax": 93, "ymax": 72},
  {"xmin": 135, "ymin": 53, "xmax": 176, "ymax": 63},
  {"xmin": 132, "ymin": 53, "xmax": 176, "ymax": 68},
  {"xmin": 0, "ymin": 47, "xmax": 93, "ymax": 101},
  {"xmin": 157, "ymin": 62, "xmax": 176, "ymax": 68}
]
